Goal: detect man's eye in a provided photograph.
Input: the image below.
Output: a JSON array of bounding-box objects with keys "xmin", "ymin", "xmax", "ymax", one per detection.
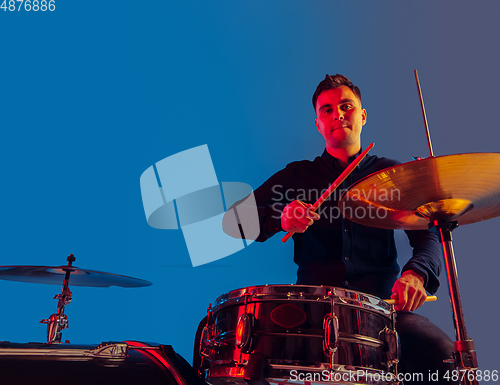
[
  {"xmin": 323, "ymin": 108, "xmax": 332, "ymax": 114},
  {"xmin": 342, "ymin": 105, "xmax": 353, "ymax": 111}
]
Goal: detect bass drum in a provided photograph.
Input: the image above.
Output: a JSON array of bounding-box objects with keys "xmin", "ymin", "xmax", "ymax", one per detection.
[
  {"xmin": 0, "ymin": 340, "xmax": 205, "ymax": 385},
  {"xmin": 198, "ymin": 285, "xmax": 398, "ymax": 385}
]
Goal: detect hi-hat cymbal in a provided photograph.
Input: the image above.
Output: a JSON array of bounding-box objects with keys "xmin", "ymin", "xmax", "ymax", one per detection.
[
  {"xmin": 339, "ymin": 153, "xmax": 500, "ymax": 230},
  {"xmin": 0, "ymin": 265, "xmax": 152, "ymax": 288}
]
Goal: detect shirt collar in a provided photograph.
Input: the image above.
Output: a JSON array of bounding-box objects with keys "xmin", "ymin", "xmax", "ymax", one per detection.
[{"xmin": 320, "ymin": 148, "xmax": 365, "ymax": 171}]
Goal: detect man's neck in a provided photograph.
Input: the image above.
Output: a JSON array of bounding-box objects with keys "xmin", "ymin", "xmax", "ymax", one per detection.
[{"xmin": 326, "ymin": 145, "xmax": 361, "ymax": 168}]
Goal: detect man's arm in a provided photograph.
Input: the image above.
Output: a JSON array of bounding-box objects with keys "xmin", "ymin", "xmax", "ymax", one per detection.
[
  {"xmin": 222, "ymin": 164, "xmax": 292, "ymax": 242},
  {"xmin": 391, "ymin": 229, "xmax": 442, "ymax": 311},
  {"xmin": 224, "ymin": 199, "xmax": 320, "ymax": 244}
]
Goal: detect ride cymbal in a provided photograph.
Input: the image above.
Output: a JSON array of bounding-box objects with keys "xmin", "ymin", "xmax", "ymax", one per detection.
[{"xmin": 339, "ymin": 153, "xmax": 500, "ymax": 230}]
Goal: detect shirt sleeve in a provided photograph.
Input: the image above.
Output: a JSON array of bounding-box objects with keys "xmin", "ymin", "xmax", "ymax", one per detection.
[
  {"xmin": 250, "ymin": 165, "xmax": 294, "ymax": 242},
  {"xmin": 402, "ymin": 229, "xmax": 442, "ymax": 294},
  {"xmin": 223, "ymin": 162, "xmax": 298, "ymax": 242}
]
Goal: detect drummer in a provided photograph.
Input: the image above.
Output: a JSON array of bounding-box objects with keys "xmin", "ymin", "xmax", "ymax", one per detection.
[{"xmin": 227, "ymin": 74, "xmax": 456, "ymax": 384}]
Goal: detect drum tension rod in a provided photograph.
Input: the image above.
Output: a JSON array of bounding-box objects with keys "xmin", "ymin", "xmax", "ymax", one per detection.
[{"xmin": 324, "ymin": 290, "xmax": 339, "ymax": 369}]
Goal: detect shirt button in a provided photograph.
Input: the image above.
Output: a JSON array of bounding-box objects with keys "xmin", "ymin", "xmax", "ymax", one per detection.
[
  {"xmin": 344, "ymin": 257, "xmax": 349, "ymax": 261},
  {"xmin": 344, "ymin": 280, "xmax": 349, "ymax": 285},
  {"xmin": 344, "ymin": 228, "xmax": 348, "ymax": 232}
]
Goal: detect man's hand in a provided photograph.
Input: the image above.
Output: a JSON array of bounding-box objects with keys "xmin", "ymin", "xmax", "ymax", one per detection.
[
  {"xmin": 281, "ymin": 200, "xmax": 320, "ymax": 233},
  {"xmin": 390, "ymin": 270, "xmax": 427, "ymax": 311}
]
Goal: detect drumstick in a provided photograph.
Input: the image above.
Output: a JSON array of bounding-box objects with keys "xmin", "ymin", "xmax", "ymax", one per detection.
[
  {"xmin": 281, "ymin": 143, "xmax": 375, "ymax": 243},
  {"xmin": 385, "ymin": 295, "xmax": 437, "ymax": 305}
]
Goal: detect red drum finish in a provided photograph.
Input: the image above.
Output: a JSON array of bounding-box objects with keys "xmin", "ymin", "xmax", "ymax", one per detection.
[
  {"xmin": 199, "ymin": 285, "xmax": 398, "ymax": 385},
  {"xmin": 0, "ymin": 340, "xmax": 205, "ymax": 385}
]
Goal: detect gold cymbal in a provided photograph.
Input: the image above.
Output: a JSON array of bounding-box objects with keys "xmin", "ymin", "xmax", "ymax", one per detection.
[{"xmin": 339, "ymin": 153, "xmax": 500, "ymax": 230}]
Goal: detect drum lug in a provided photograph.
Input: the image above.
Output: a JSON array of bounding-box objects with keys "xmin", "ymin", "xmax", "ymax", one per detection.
[
  {"xmin": 200, "ymin": 325, "xmax": 228, "ymax": 358},
  {"xmin": 323, "ymin": 314, "xmax": 339, "ymax": 353},
  {"xmin": 381, "ymin": 327, "xmax": 399, "ymax": 368},
  {"xmin": 236, "ymin": 313, "xmax": 254, "ymax": 353},
  {"xmin": 199, "ymin": 326, "xmax": 211, "ymax": 358}
]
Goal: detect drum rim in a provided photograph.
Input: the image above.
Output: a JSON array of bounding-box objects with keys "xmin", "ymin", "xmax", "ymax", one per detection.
[{"xmin": 212, "ymin": 284, "xmax": 393, "ymax": 314}]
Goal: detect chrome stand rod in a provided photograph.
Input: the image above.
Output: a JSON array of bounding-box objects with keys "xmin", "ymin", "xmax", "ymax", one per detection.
[
  {"xmin": 40, "ymin": 254, "xmax": 75, "ymax": 343},
  {"xmin": 431, "ymin": 220, "xmax": 478, "ymax": 385},
  {"xmin": 438, "ymin": 228, "xmax": 468, "ymax": 341}
]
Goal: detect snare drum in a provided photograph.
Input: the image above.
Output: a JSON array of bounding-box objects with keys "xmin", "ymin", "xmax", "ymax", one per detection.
[
  {"xmin": 199, "ymin": 285, "xmax": 398, "ymax": 385},
  {"xmin": 0, "ymin": 340, "xmax": 204, "ymax": 385}
]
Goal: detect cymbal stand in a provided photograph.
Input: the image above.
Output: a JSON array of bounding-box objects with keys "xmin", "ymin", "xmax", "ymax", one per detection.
[
  {"xmin": 430, "ymin": 219, "xmax": 478, "ymax": 385},
  {"xmin": 40, "ymin": 254, "xmax": 75, "ymax": 343},
  {"xmin": 415, "ymin": 70, "xmax": 478, "ymax": 384}
]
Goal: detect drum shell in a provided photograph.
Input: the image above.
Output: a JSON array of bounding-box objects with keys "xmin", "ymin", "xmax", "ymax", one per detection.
[
  {"xmin": 202, "ymin": 285, "xmax": 396, "ymax": 383},
  {"xmin": 0, "ymin": 341, "xmax": 204, "ymax": 385}
]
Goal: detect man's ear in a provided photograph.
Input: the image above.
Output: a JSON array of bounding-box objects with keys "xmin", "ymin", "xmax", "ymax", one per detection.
[
  {"xmin": 315, "ymin": 118, "xmax": 320, "ymax": 132},
  {"xmin": 361, "ymin": 108, "xmax": 367, "ymax": 126}
]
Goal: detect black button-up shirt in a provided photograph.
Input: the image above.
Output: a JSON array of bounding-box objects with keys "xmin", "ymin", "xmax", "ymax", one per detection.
[{"xmin": 252, "ymin": 149, "xmax": 442, "ymax": 299}]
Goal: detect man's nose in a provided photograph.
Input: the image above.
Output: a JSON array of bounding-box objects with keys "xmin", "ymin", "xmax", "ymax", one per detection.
[{"xmin": 334, "ymin": 111, "xmax": 344, "ymax": 121}]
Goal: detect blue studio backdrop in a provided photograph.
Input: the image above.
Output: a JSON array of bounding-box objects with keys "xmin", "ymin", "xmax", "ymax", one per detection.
[{"xmin": 1, "ymin": 0, "xmax": 499, "ymax": 378}]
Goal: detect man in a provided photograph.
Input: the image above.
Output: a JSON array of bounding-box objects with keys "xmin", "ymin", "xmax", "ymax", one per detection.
[{"xmin": 234, "ymin": 74, "xmax": 456, "ymax": 383}]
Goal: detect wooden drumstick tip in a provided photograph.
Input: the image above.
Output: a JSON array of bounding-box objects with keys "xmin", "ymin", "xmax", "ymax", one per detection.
[
  {"xmin": 282, "ymin": 231, "xmax": 293, "ymax": 243},
  {"xmin": 385, "ymin": 295, "xmax": 437, "ymax": 305}
]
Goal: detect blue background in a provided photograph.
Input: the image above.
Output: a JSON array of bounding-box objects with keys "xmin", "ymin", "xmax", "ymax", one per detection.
[{"xmin": 1, "ymin": 0, "xmax": 499, "ymax": 378}]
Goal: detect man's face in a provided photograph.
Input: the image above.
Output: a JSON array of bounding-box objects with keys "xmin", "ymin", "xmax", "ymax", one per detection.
[{"xmin": 315, "ymin": 86, "xmax": 367, "ymax": 152}]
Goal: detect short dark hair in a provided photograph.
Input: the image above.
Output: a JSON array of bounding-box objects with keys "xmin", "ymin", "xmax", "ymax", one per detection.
[{"xmin": 312, "ymin": 74, "xmax": 362, "ymax": 111}]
